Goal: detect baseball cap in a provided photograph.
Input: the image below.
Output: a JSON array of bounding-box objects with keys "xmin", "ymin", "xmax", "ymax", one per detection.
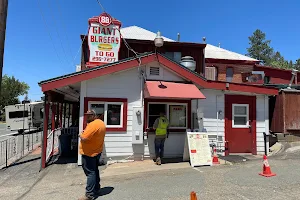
[{"xmin": 84, "ymin": 110, "xmax": 96, "ymax": 116}]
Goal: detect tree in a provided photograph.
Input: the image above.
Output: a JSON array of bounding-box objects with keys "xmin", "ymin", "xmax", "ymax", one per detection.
[
  {"xmin": 246, "ymin": 29, "xmax": 274, "ymax": 65},
  {"xmin": 0, "ymin": 75, "xmax": 29, "ymax": 111}
]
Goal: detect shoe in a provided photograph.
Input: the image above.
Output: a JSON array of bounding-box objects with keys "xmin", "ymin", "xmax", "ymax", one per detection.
[
  {"xmin": 156, "ymin": 157, "xmax": 161, "ymax": 165},
  {"xmin": 78, "ymin": 196, "xmax": 93, "ymax": 200}
]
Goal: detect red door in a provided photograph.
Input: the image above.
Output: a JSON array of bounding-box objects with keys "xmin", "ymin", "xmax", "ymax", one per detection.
[{"xmin": 225, "ymin": 95, "xmax": 256, "ymax": 155}]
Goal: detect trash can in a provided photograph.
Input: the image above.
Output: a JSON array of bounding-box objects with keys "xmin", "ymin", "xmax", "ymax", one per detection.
[{"xmin": 59, "ymin": 134, "xmax": 72, "ymax": 157}]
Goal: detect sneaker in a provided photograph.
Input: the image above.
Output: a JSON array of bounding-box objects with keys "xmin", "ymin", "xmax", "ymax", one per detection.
[
  {"xmin": 156, "ymin": 157, "xmax": 161, "ymax": 165},
  {"xmin": 78, "ymin": 195, "xmax": 94, "ymax": 200}
]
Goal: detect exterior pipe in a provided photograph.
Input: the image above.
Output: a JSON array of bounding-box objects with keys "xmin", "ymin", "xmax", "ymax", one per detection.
[{"xmin": 263, "ymin": 132, "xmax": 267, "ymax": 155}]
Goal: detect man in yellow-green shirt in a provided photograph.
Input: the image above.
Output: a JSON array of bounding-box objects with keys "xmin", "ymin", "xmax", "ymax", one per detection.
[{"xmin": 153, "ymin": 111, "xmax": 169, "ymax": 165}]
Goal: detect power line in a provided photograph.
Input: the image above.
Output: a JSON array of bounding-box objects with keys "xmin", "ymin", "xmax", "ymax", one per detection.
[
  {"xmin": 46, "ymin": 0, "xmax": 74, "ymax": 69},
  {"xmin": 36, "ymin": 0, "xmax": 68, "ymax": 68},
  {"xmin": 54, "ymin": 0, "xmax": 77, "ymax": 67}
]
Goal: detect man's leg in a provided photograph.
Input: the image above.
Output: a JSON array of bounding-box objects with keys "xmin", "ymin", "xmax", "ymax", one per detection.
[
  {"xmin": 160, "ymin": 138, "xmax": 166, "ymax": 159},
  {"xmin": 95, "ymin": 153, "xmax": 101, "ymax": 192},
  {"xmin": 154, "ymin": 138, "xmax": 160, "ymax": 160},
  {"xmin": 82, "ymin": 155, "xmax": 98, "ymax": 199}
]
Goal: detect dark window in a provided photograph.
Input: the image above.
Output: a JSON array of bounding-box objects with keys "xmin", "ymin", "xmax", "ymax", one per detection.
[
  {"xmin": 9, "ymin": 111, "xmax": 29, "ymax": 119},
  {"xmin": 264, "ymin": 76, "xmax": 270, "ymax": 84},
  {"xmin": 226, "ymin": 67, "xmax": 233, "ymax": 82},
  {"xmin": 107, "ymin": 104, "xmax": 121, "ymax": 125},
  {"xmin": 148, "ymin": 104, "xmax": 166, "ymax": 127},
  {"xmin": 163, "ymin": 52, "xmax": 182, "ymax": 62}
]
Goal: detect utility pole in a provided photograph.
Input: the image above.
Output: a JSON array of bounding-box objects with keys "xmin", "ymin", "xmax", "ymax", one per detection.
[{"xmin": 0, "ymin": 0, "xmax": 8, "ymax": 99}]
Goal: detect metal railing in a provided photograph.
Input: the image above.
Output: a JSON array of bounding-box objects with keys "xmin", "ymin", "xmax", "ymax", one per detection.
[{"xmin": 0, "ymin": 130, "xmax": 42, "ymax": 169}]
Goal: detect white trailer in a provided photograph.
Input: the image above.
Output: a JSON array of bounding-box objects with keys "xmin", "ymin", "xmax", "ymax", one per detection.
[{"xmin": 5, "ymin": 101, "xmax": 44, "ymax": 132}]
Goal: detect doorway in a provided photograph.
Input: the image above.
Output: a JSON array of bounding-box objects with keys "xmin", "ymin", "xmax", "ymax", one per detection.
[{"xmin": 225, "ymin": 95, "xmax": 256, "ymax": 155}]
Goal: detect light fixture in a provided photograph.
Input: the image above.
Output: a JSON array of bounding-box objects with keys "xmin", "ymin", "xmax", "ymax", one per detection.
[{"xmin": 154, "ymin": 31, "xmax": 164, "ymax": 47}]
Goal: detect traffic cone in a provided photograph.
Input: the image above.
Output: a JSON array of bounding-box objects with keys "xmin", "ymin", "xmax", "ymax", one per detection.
[
  {"xmin": 190, "ymin": 191, "xmax": 197, "ymax": 200},
  {"xmin": 212, "ymin": 147, "xmax": 220, "ymax": 165},
  {"xmin": 259, "ymin": 155, "xmax": 276, "ymax": 177}
]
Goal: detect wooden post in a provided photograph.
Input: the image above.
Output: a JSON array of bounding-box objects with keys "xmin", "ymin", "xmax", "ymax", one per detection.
[
  {"xmin": 0, "ymin": 0, "xmax": 8, "ymax": 99},
  {"xmin": 59, "ymin": 103, "xmax": 63, "ymax": 128},
  {"xmin": 41, "ymin": 94, "xmax": 49, "ymax": 169},
  {"xmin": 63, "ymin": 103, "xmax": 66, "ymax": 128}
]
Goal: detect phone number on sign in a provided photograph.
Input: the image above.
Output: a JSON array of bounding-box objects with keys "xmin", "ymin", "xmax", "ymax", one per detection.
[{"xmin": 92, "ymin": 57, "xmax": 116, "ymax": 62}]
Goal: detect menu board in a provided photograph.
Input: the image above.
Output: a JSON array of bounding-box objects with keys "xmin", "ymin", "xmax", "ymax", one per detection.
[
  {"xmin": 169, "ymin": 105, "xmax": 186, "ymax": 127},
  {"xmin": 186, "ymin": 132, "xmax": 212, "ymax": 167}
]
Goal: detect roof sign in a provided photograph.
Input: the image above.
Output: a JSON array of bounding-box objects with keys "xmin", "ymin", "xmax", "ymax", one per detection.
[{"xmin": 87, "ymin": 13, "xmax": 122, "ymax": 65}]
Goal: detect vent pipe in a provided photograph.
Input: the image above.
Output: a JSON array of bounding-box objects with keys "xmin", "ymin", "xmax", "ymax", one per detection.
[
  {"xmin": 202, "ymin": 37, "xmax": 206, "ymax": 44},
  {"xmin": 177, "ymin": 33, "xmax": 180, "ymax": 42},
  {"xmin": 287, "ymin": 69, "xmax": 298, "ymax": 89}
]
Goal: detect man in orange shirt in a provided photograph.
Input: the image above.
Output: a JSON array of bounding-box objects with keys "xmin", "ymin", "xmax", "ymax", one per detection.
[{"xmin": 79, "ymin": 110, "xmax": 106, "ymax": 200}]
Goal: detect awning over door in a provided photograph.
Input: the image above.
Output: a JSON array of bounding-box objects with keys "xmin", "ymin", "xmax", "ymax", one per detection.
[{"xmin": 144, "ymin": 81, "xmax": 206, "ymax": 99}]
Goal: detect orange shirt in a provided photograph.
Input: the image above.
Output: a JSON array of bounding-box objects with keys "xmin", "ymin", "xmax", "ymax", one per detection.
[{"xmin": 79, "ymin": 119, "xmax": 106, "ymax": 157}]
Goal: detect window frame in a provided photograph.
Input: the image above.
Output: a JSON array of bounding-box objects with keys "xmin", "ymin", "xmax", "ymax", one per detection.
[
  {"xmin": 84, "ymin": 98, "xmax": 127, "ymax": 132},
  {"xmin": 226, "ymin": 67, "xmax": 234, "ymax": 82},
  {"xmin": 232, "ymin": 104, "xmax": 249, "ymax": 128},
  {"xmin": 147, "ymin": 102, "xmax": 188, "ymax": 130}
]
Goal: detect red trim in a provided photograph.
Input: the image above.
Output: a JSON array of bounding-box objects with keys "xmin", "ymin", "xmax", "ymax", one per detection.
[
  {"xmin": 41, "ymin": 55, "xmax": 156, "ymax": 92},
  {"xmin": 225, "ymin": 95, "xmax": 257, "ymax": 155},
  {"xmin": 84, "ymin": 97, "xmax": 127, "ymax": 132},
  {"xmin": 41, "ymin": 54, "xmax": 278, "ymax": 95},
  {"xmin": 206, "ymin": 58, "xmax": 259, "ymax": 65},
  {"xmin": 143, "ymin": 98, "xmax": 191, "ymax": 132},
  {"xmin": 41, "ymin": 101, "xmax": 49, "ymax": 169}
]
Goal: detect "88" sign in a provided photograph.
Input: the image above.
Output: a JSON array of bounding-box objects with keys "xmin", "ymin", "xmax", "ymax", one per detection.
[{"xmin": 98, "ymin": 13, "xmax": 112, "ymax": 26}]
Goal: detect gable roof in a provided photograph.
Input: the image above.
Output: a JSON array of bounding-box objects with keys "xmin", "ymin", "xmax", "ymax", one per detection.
[
  {"xmin": 120, "ymin": 26, "xmax": 258, "ymax": 62},
  {"xmin": 39, "ymin": 53, "xmax": 277, "ymax": 95}
]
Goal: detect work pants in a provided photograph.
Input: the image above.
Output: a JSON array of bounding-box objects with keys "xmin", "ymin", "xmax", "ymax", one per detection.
[
  {"xmin": 82, "ymin": 153, "xmax": 101, "ymax": 198},
  {"xmin": 155, "ymin": 137, "xmax": 166, "ymax": 159}
]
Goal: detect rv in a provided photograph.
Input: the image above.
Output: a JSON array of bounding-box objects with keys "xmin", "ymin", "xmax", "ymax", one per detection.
[{"xmin": 5, "ymin": 101, "xmax": 44, "ymax": 132}]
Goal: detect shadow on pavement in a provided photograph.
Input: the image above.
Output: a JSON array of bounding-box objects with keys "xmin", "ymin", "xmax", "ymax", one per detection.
[
  {"xmin": 99, "ymin": 186, "xmax": 114, "ymax": 197},
  {"xmin": 219, "ymin": 155, "xmax": 261, "ymax": 164},
  {"xmin": 152, "ymin": 157, "xmax": 184, "ymax": 164}
]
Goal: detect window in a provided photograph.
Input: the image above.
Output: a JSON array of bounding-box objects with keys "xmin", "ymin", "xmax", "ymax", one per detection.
[
  {"xmin": 232, "ymin": 104, "xmax": 249, "ymax": 128},
  {"xmin": 9, "ymin": 111, "xmax": 29, "ymax": 119},
  {"xmin": 163, "ymin": 52, "xmax": 182, "ymax": 62},
  {"xmin": 88, "ymin": 101, "xmax": 123, "ymax": 128},
  {"xmin": 148, "ymin": 103, "xmax": 187, "ymax": 129},
  {"xmin": 226, "ymin": 67, "xmax": 233, "ymax": 82},
  {"xmin": 205, "ymin": 66, "xmax": 218, "ymax": 80}
]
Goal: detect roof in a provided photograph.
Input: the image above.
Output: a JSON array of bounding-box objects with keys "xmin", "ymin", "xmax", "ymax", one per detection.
[
  {"xmin": 39, "ymin": 53, "xmax": 278, "ymax": 96},
  {"xmin": 120, "ymin": 26, "xmax": 258, "ymax": 62},
  {"xmin": 120, "ymin": 26, "xmax": 175, "ymax": 42}
]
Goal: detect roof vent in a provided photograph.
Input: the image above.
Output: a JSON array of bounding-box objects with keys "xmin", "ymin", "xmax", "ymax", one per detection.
[
  {"xmin": 180, "ymin": 56, "xmax": 196, "ymax": 71},
  {"xmin": 149, "ymin": 66, "xmax": 160, "ymax": 76}
]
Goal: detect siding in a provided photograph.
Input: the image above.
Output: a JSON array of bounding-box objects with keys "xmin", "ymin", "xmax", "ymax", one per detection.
[
  {"xmin": 194, "ymin": 89, "xmax": 269, "ymax": 156},
  {"xmin": 81, "ymin": 64, "xmax": 185, "ymax": 161},
  {"xmin": 86, "ymin": 68, "xmax": 141, "ymax": 159}
]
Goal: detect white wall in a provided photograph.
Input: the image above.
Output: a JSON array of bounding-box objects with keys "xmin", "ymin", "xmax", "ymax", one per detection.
[
  {"xmin": 79, "ymin": 63, "xmax": 187, "ymax": 163},
  {"xmin": 193, "ymin": 89, "xmax": 269, "ymax": 156}
]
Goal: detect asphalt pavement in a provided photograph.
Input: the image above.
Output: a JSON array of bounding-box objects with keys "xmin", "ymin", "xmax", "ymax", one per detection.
[{"xmin": 2, "ymin": 151, "xmax": 300, "ymax": 200}]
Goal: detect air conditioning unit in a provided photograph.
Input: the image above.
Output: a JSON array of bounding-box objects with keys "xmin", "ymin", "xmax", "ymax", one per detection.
[{"xmin": 247, "ymin": 71, "xmax": 265, "ymax": 83}]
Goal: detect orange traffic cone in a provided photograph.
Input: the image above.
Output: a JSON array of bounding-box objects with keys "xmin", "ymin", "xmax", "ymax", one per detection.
[
  {"xmin": 190, "ymin": 191, "xmax": 198, "ymax": 200},
  {"xmin": 259, "ymin": 155, "xmax": 276, "ymax": 177},
  {"xmin": 212, "ymin": 147, "xmax": 220, "ymax": 165}
]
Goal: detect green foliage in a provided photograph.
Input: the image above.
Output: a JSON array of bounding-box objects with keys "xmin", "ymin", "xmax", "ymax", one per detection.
[
  {"xmin": 247, "ymin": 29, "xmax": 297, "ymax": 69},
  {"xmin": 0, "ymin": 75, "xmax": 30, "ymax": 111},
  {"xmin": 246, "ymin": 29, "xmax": 274, "ymax": 65}
]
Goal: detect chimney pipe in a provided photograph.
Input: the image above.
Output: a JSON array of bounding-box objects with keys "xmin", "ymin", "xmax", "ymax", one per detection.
[
  {"xmin": 287, "ymin": 69, "xmax": 298, "ymax": 89},
  {"xmin": 218, "ymin": 43, "xmax": 221, "ymax": 48},
  {"xmin": 202, "ymin": 37, "xmax": 206, "ymax": 44},
  {"xmin": 177, "ymin": 33, "xmax": 180, "ymax": 42}
]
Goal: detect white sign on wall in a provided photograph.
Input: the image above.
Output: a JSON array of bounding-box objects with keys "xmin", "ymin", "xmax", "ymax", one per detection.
[
  {"xmin": 185, "ymin": 132, "xmax": 212, "ymax": 167},
  {"xmin": 88, "ymin": 13, "xmax": 121, "ymax": 64}
]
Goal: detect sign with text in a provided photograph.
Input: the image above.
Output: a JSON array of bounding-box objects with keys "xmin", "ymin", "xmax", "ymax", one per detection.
[
  {"xmin": 88, "ymin": 13, "xmax": 121, "ymax": 64},
  {"xmin": 186, "ymin": 132, "xmax": 212, "ymax": 167}
]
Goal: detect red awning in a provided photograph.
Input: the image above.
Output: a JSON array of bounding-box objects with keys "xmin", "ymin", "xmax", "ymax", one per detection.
[{"xmin": 144, "ymin": 81, "xmax": 206, "ymax": 99}]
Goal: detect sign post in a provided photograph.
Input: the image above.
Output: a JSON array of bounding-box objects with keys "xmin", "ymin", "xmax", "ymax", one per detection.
[{"xmin": 87, "ymin": 13, "xmax": 122, "ymax": 66}]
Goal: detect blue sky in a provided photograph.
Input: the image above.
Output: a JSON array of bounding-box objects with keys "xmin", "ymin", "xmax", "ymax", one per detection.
[{"xmin": 4, "ymin": 0, "xmax": 300, "ymax": 100}]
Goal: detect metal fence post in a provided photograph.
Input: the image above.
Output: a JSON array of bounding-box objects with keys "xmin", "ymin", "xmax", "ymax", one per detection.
[
  {"xmin": 22, "ymin": 133, "xmax": 24, "ymax": 156},
  {"xmin": 5, "ymin": 140, "xmax": 8, "ymax": 168}
]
